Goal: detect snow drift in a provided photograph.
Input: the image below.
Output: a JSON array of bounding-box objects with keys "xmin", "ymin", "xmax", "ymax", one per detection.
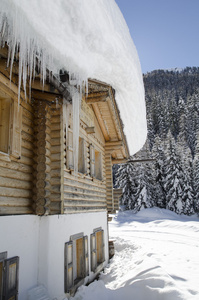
[
  {"xmin": 0, "ymin": 0, "xmax": 147, "ymax": 154},
  {"xmin": 72, "ymin": 208, "xmax": 199, "ymax": 300}
]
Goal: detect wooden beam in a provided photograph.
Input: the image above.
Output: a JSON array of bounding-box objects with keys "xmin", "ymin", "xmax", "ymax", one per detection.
[
  {"xmin": 85, "ymin": 126, "xmax": 95, "ymax": 134},
  {"xmin": 31, "ymin": 89, "xmax": 62, "ymax": 102},
  {"xmin": 112, "ymin": 159, "xmax": 128, "ymax": 165},
  {"xmin": 105, "ymin": 141, "xmax": 123, "ymax": 147},
  {"xmin": 86, "ymin": 91, "xmax": 109, "ymax": 98},
  {"xmin": 85, "ymin": 95, "xmax": 108, "ymax": 104},
  {"xmin": 92, "ymin": 103, "xmax": 110, "ymax": 141}
]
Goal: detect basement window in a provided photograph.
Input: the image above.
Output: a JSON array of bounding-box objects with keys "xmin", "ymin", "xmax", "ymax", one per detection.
[
  {"xmin": 65, "ymin": 233, "xmax": 89, "ymax": 293},
  {"xmin": 90, "ymin": 228, "xmax": 105, "ymax": 273},
  {"xmin": 0, "ymin": 252, "xmax": 19, "ymax": 300}
]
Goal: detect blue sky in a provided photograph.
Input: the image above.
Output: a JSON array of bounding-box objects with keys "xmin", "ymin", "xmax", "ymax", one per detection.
[{"xmin": 115, "ymin": 0, "xmax": 199, "ymax": 74}]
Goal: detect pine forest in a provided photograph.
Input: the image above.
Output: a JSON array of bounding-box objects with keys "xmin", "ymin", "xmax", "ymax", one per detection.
[{"xmin": 115, "ymin": 67, "xmax": 199, "ymax": 215}]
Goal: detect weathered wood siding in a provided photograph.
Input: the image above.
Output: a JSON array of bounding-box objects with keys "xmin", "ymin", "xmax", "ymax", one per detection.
[
  {"xmin": 63, "ymin": 99, "xmax": 107, "ymax": 214},
  {"xmin": 49, "ymin": 102, "xmax": 62, "ymax": 214},
  {"xmin": 105, "ymin": 151, "xmax": 113, "ymax": 213},
  {"xmin": 0, "ymin": 92, "xmax": 34, "ymax": 215}
]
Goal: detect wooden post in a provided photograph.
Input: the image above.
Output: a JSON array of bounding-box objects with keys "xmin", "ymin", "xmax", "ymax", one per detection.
[{"xmin": 33, "ymin": 100, "xmax": 51, "ymax": 215}]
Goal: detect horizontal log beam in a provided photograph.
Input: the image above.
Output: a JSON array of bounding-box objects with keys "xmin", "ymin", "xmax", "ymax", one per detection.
[
  {"xmin": 31, "ymin": 89, "xmax": 62, "ymax": 102},
  {"xmin": 85, "ymin": 126, "xmax": 95, "ymax": 134},
  {"xmin": 85, "ymin": 95, "xmax": 108, "ymax": 104},
  {"xmin": 86, "ymin": 91, "xmax": 109, "ymax": 99},
  {"xmin": 105, "ymin": 141, "xmax": 123, "ymax": 147}
]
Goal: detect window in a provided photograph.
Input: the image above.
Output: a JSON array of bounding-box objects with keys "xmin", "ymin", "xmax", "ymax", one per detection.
[
  {"xmin": 95, "ymin": 150, "xmax": 102, "ymax": 180},
  {"xmin": 66, "ymin": 129, "xmax": 74, "ymax": 170},
  {"xmin": 90, "ymin": 229, "xmax": 105, "ymax": 273},
  {"xmin": 89, "ymin": 145, "xmax": 103, "ymax": 180},
  {"xmin": 78, "ymin": 137, "xmax": 87, "ymax": 174},
  {"xmin": 0, "ymin": 252, "xmax": 19, "ymax": 300},
  {"xmin": 65, "ymin": 234, "xmax": 89, "ymax": 293},
  {"xmin": 0, "ymin": 97, "xmax": 22, "ymax": 158}
]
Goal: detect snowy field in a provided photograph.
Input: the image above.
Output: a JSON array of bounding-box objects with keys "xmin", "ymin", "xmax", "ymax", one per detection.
[{"xmin": 72, "ymin": 208, "xmax": 199, "ymax": 300}]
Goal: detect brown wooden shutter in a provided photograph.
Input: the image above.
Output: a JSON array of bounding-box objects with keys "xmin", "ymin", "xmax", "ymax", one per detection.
[
  {"xmin": 78, "ymin": 138, "xmax": 87, "ymax": 174},
  {"xmin": 83, "ymin": 236, "xmax": 89, "ymax": 276},
  {"xmin": 10, "ymin": 101, "xmax": 22, "ymax": 158},
  {"xmin": 3, "ymin": 256, "xmax": 19, "ymax": 300},
  {"xmin": 65, "ymin": 241, "xmax": 73, "ymax": 293},
  {"xmin": 90, "ymin": 233, "xmax": 97, "ymax": 272},
  {"xmin": 0, "ymin": 98, "xmax": 11, "ymax": 153},
  {"xmin": 67, "ymin": 129, "xmax": 74, "ymax": 170},
  {"xmin": 101, "ymin": 230, "xmax": 105, "ymax": 263},
  {"xmin": 89, "ymin": 144, "xmax": 95, "ymax": 177}
]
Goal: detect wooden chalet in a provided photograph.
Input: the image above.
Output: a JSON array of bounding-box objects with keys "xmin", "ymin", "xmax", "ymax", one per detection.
[{"xmin": 0, "ymin": 44, "xmax": 129, "ymax": 299}]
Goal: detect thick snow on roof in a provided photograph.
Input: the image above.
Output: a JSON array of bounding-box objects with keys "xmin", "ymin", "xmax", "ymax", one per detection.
[{"xmin": 0, "ymin": 0, "xmax": 147, "ymax": 155}]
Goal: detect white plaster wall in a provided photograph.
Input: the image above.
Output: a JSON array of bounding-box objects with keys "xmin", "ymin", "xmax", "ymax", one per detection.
[
  {"xmin": 0, "ymin": 212, "xmax": 109, "ymax": 300},
  {"xmin": 0, "ymin": 215, "xmax": 40, "ymax": 300},
  {"xmin": 38, "ymin": 211, "xmax": 109, "ymax": 300}
]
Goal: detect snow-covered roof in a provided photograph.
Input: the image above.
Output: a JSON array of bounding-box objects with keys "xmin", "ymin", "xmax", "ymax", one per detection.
[{"xmin": 0, "ymin": 0, "xmax": 147, "ymax": 155}]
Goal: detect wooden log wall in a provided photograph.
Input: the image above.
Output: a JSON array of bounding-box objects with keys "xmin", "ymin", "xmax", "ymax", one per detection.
[
  {"xmin": 63, "ymin": 117, "xmax": 107, "ymax": 214},
  {"xmin": 105, "ymin": 150, "xmax": 113, "ymax": 213},
  {"xmin": 0, "ymin": 96, "xmax": 34, "ymax": 215},
  {"xmin": 49, "ymin": 102, "xmax": 62, "ymax": 215},
  {"xmin": 33, "ymin": 100, "xmax": 51, "ymax": 215}
]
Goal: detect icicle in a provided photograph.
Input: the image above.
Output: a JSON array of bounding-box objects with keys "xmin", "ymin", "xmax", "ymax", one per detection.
[{"xmin": 72, "ymin": 86, "xmax": 81, "ymax": 175}]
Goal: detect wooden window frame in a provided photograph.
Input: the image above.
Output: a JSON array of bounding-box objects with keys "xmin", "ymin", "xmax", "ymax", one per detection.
[
  {"xmin": 0, "ymin": 97, "xmax": 22, "ymax": 161},
  {"xmin": 89, "ymin": 144, "xmax": 103, "ymax": 180},
  {"xmin": 65, "ymin": 233, "xmax": 89, "ymax": 294},
  {"xmin": 0, "ymin": 252, "xmax": 19, "ymax": 300}
]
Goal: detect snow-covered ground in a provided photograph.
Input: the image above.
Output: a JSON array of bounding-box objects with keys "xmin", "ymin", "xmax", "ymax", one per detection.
[{"xmin": 72, "ymin": 208, "xmax": 199, "ymax": 300}]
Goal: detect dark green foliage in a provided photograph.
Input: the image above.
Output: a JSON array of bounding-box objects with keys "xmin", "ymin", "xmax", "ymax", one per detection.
[{"xmin": 115, "ymin": 67, "xmax": 199, "ymax": 215}]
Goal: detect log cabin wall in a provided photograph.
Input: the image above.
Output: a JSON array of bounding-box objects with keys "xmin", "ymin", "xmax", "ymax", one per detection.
[
  {"xmin": 49, "ymin": 101, "xmax": 63, "ymax": 215},
  {"xmin": 63, "ymin": 98, "xmax": 107, "ymax": 214},
  {"xmin": 0, "ymin": 72, "xmax": 34, "ymax": 215},
  {"xmin": 33, "ymin": 99, "xmax": 52, "ymax": 216}
]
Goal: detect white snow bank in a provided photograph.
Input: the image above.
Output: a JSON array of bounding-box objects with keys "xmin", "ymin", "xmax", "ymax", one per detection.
[
  {"xmin": 0, "ymin": 0, "xmax": 147, "ymax": 154},
  {"xmin": 71, "ymin": 208, "xmax": 199, "ymax": 300}
]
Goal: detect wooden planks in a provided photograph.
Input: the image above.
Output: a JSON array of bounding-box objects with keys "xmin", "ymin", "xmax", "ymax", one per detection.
[{"xmin": 0, "ymin": 98, "xmax": 34, "ymax": 215}]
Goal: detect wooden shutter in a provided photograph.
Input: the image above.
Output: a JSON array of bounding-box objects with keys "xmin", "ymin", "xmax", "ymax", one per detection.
[
  {"xmin": 101, "ymin": 230, "xmax": 105, "ymax": 263},
  {"xmin": 66, "ymin": 129, "xmax": 74, "ymax": 170},
  {"xmin": 89, "ymin": 144, "xmax": 95, "ymax": 178},
  {"xmin": 78, "ymin": 138, "xmax": 87, "ymax": 174},
  {"xmin": 65, "ymin": 241, "xmax": 73, "ymax": 293},
  {"xmin": 95, "ymin": 151, "xmax": 102, "ymax": 180},
  {"xmin": 83, "ymin": 236, "xmax": 89, "ymax": 276},
  {"xmin": 0, "ymin": 98, "xmax": 11, "ymax": 153},
  {"xmin": 90, "ymin": 233, "xmax": 97, "ymax": 272},
  {"xmin": 3, "ymin": 256, "xmax": 19, "ymax": 300},
  {"xmin": 0, "ymin": 261, "xmax": 4, "ymax": 300},
  {"xmin": 10, "ymin": 101, "xmax": 22, "ymax": 158},
  {"xmin": 0, "ymin": 252, "xmax": 7, "ymax": 300}
]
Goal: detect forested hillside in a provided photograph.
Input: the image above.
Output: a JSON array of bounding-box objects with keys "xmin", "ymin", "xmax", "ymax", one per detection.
[{"xmin": 115, "ymin": 68, "xmax": 199, "ymax": 215}]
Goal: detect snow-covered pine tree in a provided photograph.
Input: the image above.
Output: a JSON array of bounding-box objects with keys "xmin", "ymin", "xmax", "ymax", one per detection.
[
  {"xmin": 164, "ymin": 132, "xmax": 194, "ymax": 215},
  {"xmin": 152, "ymin": 136, "xmax": 167, "ymax": 208},
  {"xmin": 115, "ymin": 163, "xmax": 136, "ymax": 210}
]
